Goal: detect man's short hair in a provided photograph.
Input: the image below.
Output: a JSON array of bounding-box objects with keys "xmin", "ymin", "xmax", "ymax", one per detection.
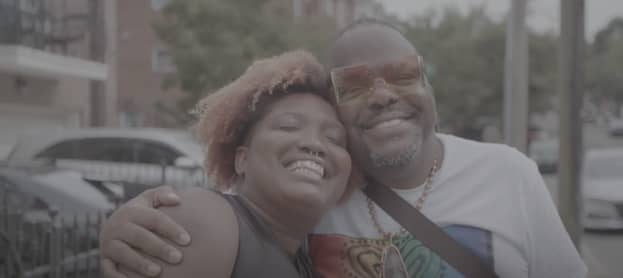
[{"xmin": 336, "ymin": 17, "xmax": 404, "ymax": 40}]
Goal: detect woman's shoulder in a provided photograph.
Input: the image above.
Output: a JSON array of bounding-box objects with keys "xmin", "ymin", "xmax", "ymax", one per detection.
[
  {"xmin": 163, "ymin": 187, "xmax": 239, "ymax": 239},
  {"xmin": 166, "ymin": 187, "xmax": 238, "ymax": 224},
  {"xmin": 158, "ymin": 187, "xmax": 239, "ymax": 278},
  {"xmin": 176, "ymin": 187, "xmax": 234, "ymax": 210}
]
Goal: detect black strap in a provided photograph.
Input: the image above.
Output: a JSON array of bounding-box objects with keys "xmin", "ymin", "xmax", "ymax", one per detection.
[{"xmin": 362, "ymin": 177, "xmax": 499, "ymax": 278}]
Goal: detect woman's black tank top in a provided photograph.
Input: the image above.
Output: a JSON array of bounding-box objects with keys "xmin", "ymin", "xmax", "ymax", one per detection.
[{"xmin": 221, "ymin": 194, "xmax": 315, "ymax": 278}]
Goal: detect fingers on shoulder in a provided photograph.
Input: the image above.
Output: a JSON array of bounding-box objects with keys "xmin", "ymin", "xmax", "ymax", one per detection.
[{"xmin": 158, "ymin": 188, "xmax": 239, "ymax": 277}]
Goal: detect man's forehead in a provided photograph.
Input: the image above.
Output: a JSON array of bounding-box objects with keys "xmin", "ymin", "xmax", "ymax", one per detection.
[{"xmin": 333, "ymin": 51, "xmax": 417, "ymax": 69}]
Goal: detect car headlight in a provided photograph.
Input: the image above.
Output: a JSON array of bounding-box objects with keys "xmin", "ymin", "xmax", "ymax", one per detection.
[{"xmin": 584, "ymin": 199, "xmax": 618, "ymax": 219}]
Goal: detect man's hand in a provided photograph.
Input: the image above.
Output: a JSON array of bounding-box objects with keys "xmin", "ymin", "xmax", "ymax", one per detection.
[{"xmin": 99, "ymin": 186, "xmax": 191, "ymax": 278}]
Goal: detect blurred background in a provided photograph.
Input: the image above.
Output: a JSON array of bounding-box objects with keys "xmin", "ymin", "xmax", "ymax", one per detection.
[{"xmin": 0, "ymin": 0, "xmax": 621, "ymax": 277}]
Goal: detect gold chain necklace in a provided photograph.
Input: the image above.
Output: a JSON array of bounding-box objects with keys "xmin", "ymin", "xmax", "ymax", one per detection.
[{"xmin": 365, "ymin": 159, "xmax": 439, "ymax": 239}]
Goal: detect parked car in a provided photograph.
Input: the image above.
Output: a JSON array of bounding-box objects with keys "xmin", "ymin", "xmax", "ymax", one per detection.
[
  {"xmin": 608, "ymin": 119, "xmax": 623, "ymax": 137},
  {"xmin": 0, "ymin": 167, "xmax": 116, "ymax": 222},
  {"xmin": 0, "ymin": 166, "xmax": 114, "ymax": 272},
  {"xmin": 6, "ymin": 128, "xmax": 208, "ymax": 192},
  {"xmin": 582, "ymin": 148, "xmax": 623, "ymax": 231},
  {"xmin": 528, "ymin": 138, "xmax": 559, "ymax": 174}
]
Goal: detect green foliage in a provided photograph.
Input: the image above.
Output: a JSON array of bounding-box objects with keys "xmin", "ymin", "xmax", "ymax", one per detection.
[
  {"xmin": 401, "ymin": 7, "xmax": 558, "ymax": 132},
  {"xmin": 153, "ymin": 0, "xmax": 335, "ymax": 122},
  {"xmin": 154, "ymin": 1, "xmax": 621, "ymax": 131},
  {"xmin": 587, "ymin": 17, "xmax": 623, "ymax": 110}
]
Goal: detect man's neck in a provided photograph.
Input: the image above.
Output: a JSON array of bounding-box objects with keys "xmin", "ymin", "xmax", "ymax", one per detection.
[{"xmin": 369, "ymin": 135, "xmax": 444, "ymax": 190}]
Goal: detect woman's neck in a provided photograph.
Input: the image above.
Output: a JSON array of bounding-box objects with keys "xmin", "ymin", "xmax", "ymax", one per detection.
[{"xmin": 238, "ymin": 192, "xmax": 323, "ymax": 256}]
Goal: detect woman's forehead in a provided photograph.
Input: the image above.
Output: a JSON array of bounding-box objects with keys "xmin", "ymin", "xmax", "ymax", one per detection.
[{"xmin": 265, "ymin": 93, "xmax": 335, "ymax": 115}]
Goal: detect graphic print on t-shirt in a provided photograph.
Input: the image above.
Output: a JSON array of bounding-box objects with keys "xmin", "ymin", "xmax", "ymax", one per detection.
[{"xmin": 309, "ymin": 225, "xmax": 493, "ymax": 278}]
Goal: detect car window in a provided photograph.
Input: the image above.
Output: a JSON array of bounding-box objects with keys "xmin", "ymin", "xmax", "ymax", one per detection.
[
  {"xmin": 134, "ymin": 140, "xmax": 182, "ymax": 165},
  {"xmin": 74, "ymin": 138, "xmax": 135, "ymax": 163},
  {"xmin": 35, "ymin": 140, "xmax": 80, "ymax": 160}
]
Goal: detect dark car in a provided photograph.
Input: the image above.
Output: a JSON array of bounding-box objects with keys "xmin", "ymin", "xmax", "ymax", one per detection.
[
  {"xmin": 608, "ymin": 119, "xmax": 623, "ymax": 137},
  {"xmin": 528, "ymin": 139, "xmax": 559, "ymax": 174},
  {"xmin": 0, "ymin": 167, "xmax": 116, "ymax": 274}
]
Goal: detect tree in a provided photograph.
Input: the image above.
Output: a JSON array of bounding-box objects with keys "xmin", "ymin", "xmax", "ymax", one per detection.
[
  {"xmin": 156, "ymin": 2, "xmax": 563, "ymax": 134},
  {"xmin": 401, "ymin": 7, "xmax": 557, "ymax": 135},
  {"xmin": 153, "ymin": 0, "xmax": 335, "ymax": 123},
  {"xmin": 586, "ymin": 17, "xmax": 623, "ymax": 115}
]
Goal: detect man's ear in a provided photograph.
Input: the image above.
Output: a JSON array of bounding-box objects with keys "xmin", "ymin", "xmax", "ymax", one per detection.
[{"xmin": 234, "ymin": 146, "xmax": 248, "ymax": 176}]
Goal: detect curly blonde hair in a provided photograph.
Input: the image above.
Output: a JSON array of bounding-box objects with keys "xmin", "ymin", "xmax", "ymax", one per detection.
[{"xmin": 193, "ymin": 50, "xmax": 337, "ymax": 189}]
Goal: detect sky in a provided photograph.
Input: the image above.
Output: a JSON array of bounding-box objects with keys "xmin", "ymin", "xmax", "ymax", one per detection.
[{"xmin": 378, "ymin": 0, "xmax": 623, "ymax": 41}]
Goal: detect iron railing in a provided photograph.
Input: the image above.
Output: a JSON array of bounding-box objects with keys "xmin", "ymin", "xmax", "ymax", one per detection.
[
  {"xmin": 0, "ymin": 159, "xmax": 210, "ymax": 277},
  {"xmin": 0, "ymin": 0, "xmax": 104, "ymax": 59},
  {"xmin": 1, "ymin": 186, "xmax": 104, "ymax": 278},
  {"xmin": 50, "ymin": 159, "xmax": 210, "ymax": 201}
]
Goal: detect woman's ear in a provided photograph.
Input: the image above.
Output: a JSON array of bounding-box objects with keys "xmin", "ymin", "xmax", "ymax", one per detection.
[{"xmin": 234, "ymin": 146, "xmax": 248, "ymax": 177}]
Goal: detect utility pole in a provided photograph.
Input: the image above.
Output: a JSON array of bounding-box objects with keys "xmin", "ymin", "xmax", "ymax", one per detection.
[
  {"xmin": 104, "ymin": 0, "xmax": 118, "ymax": 126},
  {"xmin": 503, "ymin": 0, "xmax": 529, "ymax": 154},
  {"xmin": 88, "ymin": 0, "xmax": 105, "ymax": 126},
  {"xmin": 558, "ymin": 0, "xmax": 585, "ymax": 248}
]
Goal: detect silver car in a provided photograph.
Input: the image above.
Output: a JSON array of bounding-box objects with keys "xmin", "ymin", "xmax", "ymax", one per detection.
[
  {"xmin": 6, "ymin": 128, "xmax": 208, "ymax": 193},
  {"xmin": 582, "ymin": 148, "xmax": 623, "ymax": 230},
  {"xmin": 0, "ymin": 167, "xmax": 116, "ymax": 221}
]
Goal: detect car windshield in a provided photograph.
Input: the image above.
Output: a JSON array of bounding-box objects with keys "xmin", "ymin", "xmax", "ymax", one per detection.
[
  {"xmin": 586, "ymin": 154, "xmax": 623, "ymax": 179},
  {"xmin": 169, "ymin": 131, "xmax": 204, "ymax": 159}
]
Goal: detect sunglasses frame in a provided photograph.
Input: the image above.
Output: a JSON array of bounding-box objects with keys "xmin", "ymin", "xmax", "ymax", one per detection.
[{"xmin": 330, "ymin": 55, "xmax": 427, "ymax": 104}]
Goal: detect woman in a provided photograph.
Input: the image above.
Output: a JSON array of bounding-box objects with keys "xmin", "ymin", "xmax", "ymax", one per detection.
[{"xmin": 114, "ymin": 50, "xmax": 353, "ymax": 278}]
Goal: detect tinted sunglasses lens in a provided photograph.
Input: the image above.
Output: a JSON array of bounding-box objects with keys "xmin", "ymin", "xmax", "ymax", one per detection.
[{"xmin": 331, "ymin": 65, "xmax": 372, "ymax": 103}]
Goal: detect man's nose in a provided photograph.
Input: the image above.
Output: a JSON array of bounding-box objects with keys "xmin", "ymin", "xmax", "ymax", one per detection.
[{"xmin": 367, "ymin": 79, "xmax": 398, "ymax": 110}]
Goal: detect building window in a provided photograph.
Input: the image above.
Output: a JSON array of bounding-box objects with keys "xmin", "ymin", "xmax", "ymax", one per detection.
[
  {"xmin": 152, "ymin": 46, "xmax": 175, "ymax": 73},
  {"xmin": 151, "ymin": 0, "xmax": 170, "ymax": 11}
]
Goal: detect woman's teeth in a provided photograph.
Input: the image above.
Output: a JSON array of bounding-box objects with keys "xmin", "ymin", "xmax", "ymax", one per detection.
[{"xmin": 287, "ymin": 160, "xmax": 324, "ymax": 179}]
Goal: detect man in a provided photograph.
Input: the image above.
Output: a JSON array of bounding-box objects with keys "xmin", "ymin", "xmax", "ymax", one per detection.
[{"xmin": 100, "ymin": 19, "xmax": 586, "ymax": 278}]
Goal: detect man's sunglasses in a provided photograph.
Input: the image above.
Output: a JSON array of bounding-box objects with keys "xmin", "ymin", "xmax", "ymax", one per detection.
[{"xmin": 330, "ymin": 55, "xmax": 427, "ymax": 104}]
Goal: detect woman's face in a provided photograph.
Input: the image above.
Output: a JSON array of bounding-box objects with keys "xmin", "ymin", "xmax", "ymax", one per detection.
[{"xmin": 236, "ymin": 93, "xmax": 352, "ymax": 210}]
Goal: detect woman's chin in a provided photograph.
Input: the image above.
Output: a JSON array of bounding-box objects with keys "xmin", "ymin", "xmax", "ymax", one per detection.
[{"xmin": 281, "ymin": 187, "xmax": 333, "ymax": 212}]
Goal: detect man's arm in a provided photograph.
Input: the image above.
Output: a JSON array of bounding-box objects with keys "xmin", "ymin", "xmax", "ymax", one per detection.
[
  {"xmin": 119, "ymin": 188, "xmax": 239, "ymax": 278},
  {"xmin": 99, "ymin": 186, "xmax": 190, "ymax": 278}
]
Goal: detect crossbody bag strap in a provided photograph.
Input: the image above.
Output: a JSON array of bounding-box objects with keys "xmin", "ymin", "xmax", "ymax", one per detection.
[{"xmin": 362, "ymin": 178, "xmax": 499, "ymax": 278}]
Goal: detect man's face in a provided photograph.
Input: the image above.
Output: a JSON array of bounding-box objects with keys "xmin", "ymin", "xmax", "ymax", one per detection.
[{"xmin": 330, "ymin": 25, "xmax": 437, "ymax": 171}]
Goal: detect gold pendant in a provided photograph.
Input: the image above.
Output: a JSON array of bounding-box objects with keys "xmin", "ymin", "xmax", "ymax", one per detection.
[{"xmin": 380, "ymin": 234, "xmax": 408, "ymax": 278}]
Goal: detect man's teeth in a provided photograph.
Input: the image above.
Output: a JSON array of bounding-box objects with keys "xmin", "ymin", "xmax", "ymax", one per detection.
[
  {"xmin": 373, "ymin": 119, "xmax": 404, "ymax": 129},
  {"xmin": 287, "ymin": 160, "xmax": 324, "ymax": 178}
]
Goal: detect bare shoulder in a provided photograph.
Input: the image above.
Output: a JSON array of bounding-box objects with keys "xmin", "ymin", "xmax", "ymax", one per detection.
[{"xmin": 159, "ymin": 187, "xmax": 239, "ymax": 278}]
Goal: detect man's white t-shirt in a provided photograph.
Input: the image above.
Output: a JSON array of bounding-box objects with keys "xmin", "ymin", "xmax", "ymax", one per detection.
[{"xmin": 309, "ymin": 134, "xmax": 587, "ymax": 278}]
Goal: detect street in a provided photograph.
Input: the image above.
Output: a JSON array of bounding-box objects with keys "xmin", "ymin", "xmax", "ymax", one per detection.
[{"xmin": 541, "ymin": 123, "xmax": 623, "ymax": 278}]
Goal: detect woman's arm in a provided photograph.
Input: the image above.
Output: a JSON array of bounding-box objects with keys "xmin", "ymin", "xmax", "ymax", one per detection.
[{"xmin": 121, "ymin": 187, "xmax": 239, "ymax": 278}]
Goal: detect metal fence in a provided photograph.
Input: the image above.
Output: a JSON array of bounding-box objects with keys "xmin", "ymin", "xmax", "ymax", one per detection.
[
  {"xmin": 49, "ymin": 159, "xmax": 210, "ymax": 201},
  {"xmin": 53, "ymin": 159, "xmax": 209, "ymax": 188},
  {"xmin": 0, "ymin": 0, "xmax": 104, "ymax": 58},
  {"xmin": 1, "ymin": 202, "xmax": 103, "ymax": 278},
  {"xmin": 0, "ymin": 159, "xmax": 211, "ymax": 277}
]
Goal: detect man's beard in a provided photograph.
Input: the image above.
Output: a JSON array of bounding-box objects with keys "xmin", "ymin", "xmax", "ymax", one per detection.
[{"xmin": 369, "ymin": 142, "xmax": 418, "ymax": 168}]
